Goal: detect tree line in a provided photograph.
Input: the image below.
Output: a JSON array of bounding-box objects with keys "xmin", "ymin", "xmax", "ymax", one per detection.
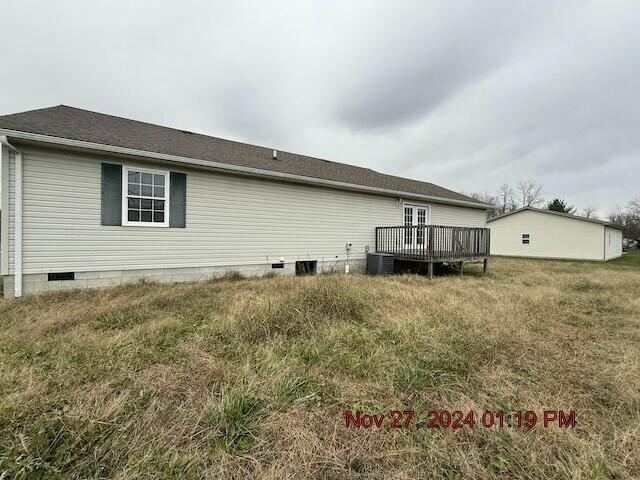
[{"xmin": 470, "ymin": 180, "xmax": 640, "ymax": 240}]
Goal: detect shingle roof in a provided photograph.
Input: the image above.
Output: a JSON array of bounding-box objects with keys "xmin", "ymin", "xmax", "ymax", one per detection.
[
  {"xmin": 487, "ymin": 207, "xmax": 624, "ymax": 230},
  {"xmin": 0, "ymin": 105, "xmax": 489, "ymax": 208}
]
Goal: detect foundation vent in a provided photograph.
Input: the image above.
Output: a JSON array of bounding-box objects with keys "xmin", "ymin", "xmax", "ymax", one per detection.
[
  {"xmin": 295, "ymin": 261, "xmax": 317, "ymax": 276},
  {"xmin": 48, "ymin": 272, "xmax": 75, "ymax": 281}
]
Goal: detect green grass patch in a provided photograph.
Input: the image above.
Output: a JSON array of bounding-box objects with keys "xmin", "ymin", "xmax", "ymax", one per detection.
[
  {"xmin": 274, "ymin": 373, "xmax": 334, "ymax": 408},
  {"xmin": 203, "ymin": 386, "xmax": 265, "ymax": 452},
  {"xmin": 233, "ymin": 277, "xmax": 371, "ymax": 341},
  {"xmin": 0, "ymin": 407, "xmax": 118, "ymax": 479},
  {"xmin": 93, "ymin": 306, "xmax": 149, "ymax": 330}
]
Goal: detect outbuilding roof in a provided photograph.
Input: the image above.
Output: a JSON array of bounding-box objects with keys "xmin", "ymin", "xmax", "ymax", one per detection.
[
  {"xmin": 0, "ymin": 105, "xmax": 490, "ymax": 209},
  {"xmin": 487, "ymin": 207, "xmax": 624, "ymax": 230}
]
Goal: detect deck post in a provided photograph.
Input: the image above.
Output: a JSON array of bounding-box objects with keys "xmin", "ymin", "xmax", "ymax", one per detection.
[
  {"xmin": 459, "ymin": 261, "xmax": 464, "ymax": 276},
  {"xmin": 428, "ymin": 225, "xmax": 434, "ymax": 262},
  {"xmin": 483, "ymin": 258, "xmax": 489, "ymax": 274},
  {"xmin": 427, "ymin": 262, "xmax": 433, "ymax": 280}
]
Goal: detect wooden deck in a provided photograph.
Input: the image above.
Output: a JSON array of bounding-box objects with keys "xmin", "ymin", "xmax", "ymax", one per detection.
[{"xmin": 375, "ymin": 225, "xmax": 490, "ymax": 277}]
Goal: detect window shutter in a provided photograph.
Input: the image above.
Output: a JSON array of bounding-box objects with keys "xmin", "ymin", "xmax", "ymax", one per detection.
[
  {"xmin": 169, "ymin": 172, "xmax": 186, "ymax": 228},
  {"xmin": 101, "ymin": 163, "xmax": 122, "ymax": 226}
]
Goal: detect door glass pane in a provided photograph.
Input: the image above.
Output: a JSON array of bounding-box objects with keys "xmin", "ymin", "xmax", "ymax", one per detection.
[
  {"xmin": 404, "ymin": 207, "xmax": 413, "ymax": 245},
  {"xmin": 417, "ymin": 209, "xmax": 426, "ymax": 245},
  {"xmin": 404, "ymin": 207, "xmax": 413, "ymax": 225}
]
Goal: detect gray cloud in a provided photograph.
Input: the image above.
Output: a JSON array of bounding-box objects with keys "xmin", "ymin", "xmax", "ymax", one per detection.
[
  {"xmin": 332, "ymin": 2, "xmax": 566, "ymax": 130},
  {"xmin": 1, "ymin": 0, "xmax": 638, "ymax": 215}
]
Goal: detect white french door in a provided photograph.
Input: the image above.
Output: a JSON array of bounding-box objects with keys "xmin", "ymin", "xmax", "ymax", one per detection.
[{"xmin": 403, "ymin": 205, "xmax": 429, "ymax": 250}]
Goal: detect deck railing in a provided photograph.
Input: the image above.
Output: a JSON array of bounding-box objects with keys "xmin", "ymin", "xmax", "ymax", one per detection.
[{"xmin": 375, "ymin": 225, "xmax": 490, "ymax": 262}]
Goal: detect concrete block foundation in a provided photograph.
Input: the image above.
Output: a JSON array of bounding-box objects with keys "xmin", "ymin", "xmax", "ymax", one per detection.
[{"xmin": 2, "ymin": 259, "xmax": 365, "ymax": 297}]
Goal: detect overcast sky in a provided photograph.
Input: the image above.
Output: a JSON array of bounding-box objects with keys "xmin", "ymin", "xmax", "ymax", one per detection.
[{"xmin": 1, "ymin": 1, "xmax": 638, "ymax": 215}]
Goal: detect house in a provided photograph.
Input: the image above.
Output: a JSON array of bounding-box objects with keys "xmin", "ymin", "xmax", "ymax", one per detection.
[
  {"xmin": 0, "ymin": 106, "xmax": 491, "ymax": 297},
  {"xmin": 488, "ymin": 207, "xmax": 623, "ymax": 261}
]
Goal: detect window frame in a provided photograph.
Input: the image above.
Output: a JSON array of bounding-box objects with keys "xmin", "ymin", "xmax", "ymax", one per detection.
[
  {"xmin": 522, "ymin": 233, "xmax": 530, "ymax": 245},
  {"xmin": 121, "ymin": 165, "xmax": 170, "ymax": 227}
]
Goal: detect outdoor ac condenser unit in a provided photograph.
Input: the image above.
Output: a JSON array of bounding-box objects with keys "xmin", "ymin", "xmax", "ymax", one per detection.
[{"xmin": 366, "ymin": 253, "xmax": 394, "ymax": 275}]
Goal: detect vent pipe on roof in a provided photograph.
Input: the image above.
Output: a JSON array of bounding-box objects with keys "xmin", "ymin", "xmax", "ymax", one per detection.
[{"xmin": 272, "ymin": 149, "xmax": 278, "ymax": 160}]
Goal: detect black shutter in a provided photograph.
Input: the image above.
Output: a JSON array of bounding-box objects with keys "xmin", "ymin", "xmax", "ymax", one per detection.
[
  {"xmin": 170, "ymin": 172, "xmax": 186, "ymax": 228},
  {"xmin": 101, "ymin": 163, "xmax": 122, "ymax": 226}
]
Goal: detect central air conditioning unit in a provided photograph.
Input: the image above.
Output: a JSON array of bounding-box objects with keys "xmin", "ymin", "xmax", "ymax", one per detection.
[{"xmin": 366, "ymin": 253, "xmax": 394, "ymax": 275}]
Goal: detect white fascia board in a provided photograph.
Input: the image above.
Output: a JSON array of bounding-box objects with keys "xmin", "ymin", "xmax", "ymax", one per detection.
[{"xmin": 0, "ymin": 128, "xmax": 492, "ymax": 210}]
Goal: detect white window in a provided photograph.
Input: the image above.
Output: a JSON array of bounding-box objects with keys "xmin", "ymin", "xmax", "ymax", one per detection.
[
  {"xmin": 522, "ymin": 233, "xmax": 530, "ymax": 245},
  {"xmin": 123, "ymin": 166, "xmax": 169, "ymax": 227}
]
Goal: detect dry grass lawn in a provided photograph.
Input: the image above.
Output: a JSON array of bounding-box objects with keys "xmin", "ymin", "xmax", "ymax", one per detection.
[{"xmin": 1, "ymin": 252, "xmax": 639, "ymax": 479}]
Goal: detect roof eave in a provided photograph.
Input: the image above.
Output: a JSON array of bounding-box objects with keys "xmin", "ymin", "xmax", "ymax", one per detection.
[
  {"xmin": 0, "ymin": 127, "xmax": 492, "ymax": 210},
  {"xmin": 487, "ymin": 207, "xmax": 625, "ymax": 230}
]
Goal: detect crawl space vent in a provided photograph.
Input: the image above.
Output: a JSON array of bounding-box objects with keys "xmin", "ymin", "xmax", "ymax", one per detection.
[
  {"xmin": 295, "ymin": 261, "xmax": 317, "ymax": 276},
  {"xmin": 48, "ymin": 272, "xmax": 75, "ymax": 281}
]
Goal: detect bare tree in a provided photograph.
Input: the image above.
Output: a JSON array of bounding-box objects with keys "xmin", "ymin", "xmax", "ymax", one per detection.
[
  {"xmin": 469, "ymin": 191, "xmax": 499, "ymax": 218},
  {"xmin": 625, "ymin": 198, "xmax": 640, "ymax": 240},
  {"xmin": 469, "ymin": 191, "xmax": 497, "ymax": 206},
  {"xmin": 497, "ymin": 183, "xmax": 516, "ymax": 214},
  {"xmin": 516, "ymin": 180, "xmax": 544, "ymax": 208},
  {"xmin": 608, "ymin": 206, "xmax": 624, "ymax": 225},
  {"xmin": 581, "ymin": 206, "xmax": 597, "ymax": 218}
]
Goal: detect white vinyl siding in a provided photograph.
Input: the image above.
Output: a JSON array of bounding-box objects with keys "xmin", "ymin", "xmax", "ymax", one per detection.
[
  {"xmin": 430, "ymin": 202, "xmax": 486, "ymax": 227},
  {"xmin": 489, "ymin": 209, "xmax": 621, "ymax": 261},
  {"xmin": 5, "ymin": 146, "xmax": 487, "ymax": 275},
  {"xmin": 604, "ymin": 227, "xmax": 623, "ymax": 260}
]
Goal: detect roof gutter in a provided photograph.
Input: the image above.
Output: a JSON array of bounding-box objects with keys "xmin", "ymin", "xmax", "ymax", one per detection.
[
  {"xmin": 0, "ymin": 128, "xmax": 492, "ymax": 210},
  {"xmin": 0, "ymin": 135, "xmax": 22, "ymax": 297}
]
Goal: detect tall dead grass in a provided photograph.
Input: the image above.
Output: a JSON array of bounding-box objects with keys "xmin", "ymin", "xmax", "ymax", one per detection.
[{"xmin": 0, "ymin": 254, "xmax": 639, "ymax": 479}]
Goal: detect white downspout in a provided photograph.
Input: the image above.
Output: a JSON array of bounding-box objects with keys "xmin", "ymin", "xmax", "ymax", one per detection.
[{"xmin": 0, "ymin": 136, "xmax": 22, "ymax": 297}]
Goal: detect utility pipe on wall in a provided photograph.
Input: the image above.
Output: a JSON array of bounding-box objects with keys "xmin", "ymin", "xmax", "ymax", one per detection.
[{"xmin": 0, "ymin": 136, "xmax": 22, "ymax": 297}]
